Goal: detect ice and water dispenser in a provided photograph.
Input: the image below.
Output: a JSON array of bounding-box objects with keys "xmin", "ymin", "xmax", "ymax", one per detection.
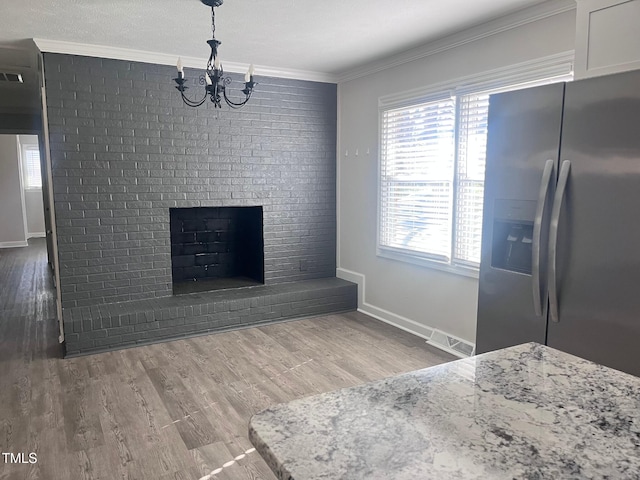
[{"xmin": 491, "ymin": 200, "xmax": 536, "ymax": 275}]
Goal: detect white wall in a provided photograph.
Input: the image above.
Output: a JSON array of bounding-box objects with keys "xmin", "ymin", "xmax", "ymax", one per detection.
[
  {"xmin": 337, "ymin": 10, "xmax": 576, "ymax": 345},
  {"xmin": 24, "ymin": 190, "xmax": 45, "ymax": 236},
  {"xmin": 18, "ymin": 135, "xmax": 45, "ymax": 237},
  {"xmin": 0, "ymin": 134, "xmax": 28, "ymax": 247}
]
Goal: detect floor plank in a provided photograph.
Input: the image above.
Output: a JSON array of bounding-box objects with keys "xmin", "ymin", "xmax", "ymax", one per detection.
[{"xmin": 0, "ymin": 239, "xmax": 456, "ymax": 479}]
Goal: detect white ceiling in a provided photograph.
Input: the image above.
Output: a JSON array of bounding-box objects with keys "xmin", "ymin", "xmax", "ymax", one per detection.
[{"xmin": 0, "ymin": 0, "xmax": 557, "ymax": 114}]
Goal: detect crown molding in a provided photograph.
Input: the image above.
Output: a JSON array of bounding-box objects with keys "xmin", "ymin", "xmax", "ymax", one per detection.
[
  {"xmin": 378, "ymin": 50, "xmax": 574, "ymax": 108},
  {"xmin": 336, "ymin": 0, "xmax": 577, "ymax": 83},
  {"xmin": 32, "ymin": 38, "xmax": 339, "ymax": 84}
]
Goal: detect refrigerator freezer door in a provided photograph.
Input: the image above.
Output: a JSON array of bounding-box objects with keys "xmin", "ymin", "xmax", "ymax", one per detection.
[
  {"xmin": 547, "ymin": 69, "xmax": 640, "ymax": 377},
  {"xmin": 476, "ymin": 83, "xmax": 565, "ymax": 354}
]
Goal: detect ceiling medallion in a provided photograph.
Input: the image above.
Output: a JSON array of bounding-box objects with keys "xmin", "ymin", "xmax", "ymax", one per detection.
[{"xmin": 174, "ymin": 0, "xmax": 256, "ymax": 109}]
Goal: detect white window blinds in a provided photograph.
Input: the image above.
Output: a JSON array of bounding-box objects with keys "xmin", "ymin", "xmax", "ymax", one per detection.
[
  {"xmin": 379, "ymin": 92, "xmax": 489, "ymax": 269},
  {"xmin": 454, "ymin": 93, "xmax": 489, "ymax": 266},
  {"xmin": 380, "ymin": 97, "xmax": 456, "ymax": 261},
  {"xmin": 23, "ymin": 147, "xmax": 42, "ymax": 189}
]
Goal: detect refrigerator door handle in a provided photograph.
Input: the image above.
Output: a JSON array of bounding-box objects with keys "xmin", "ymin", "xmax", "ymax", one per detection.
[
  {"xmin": 548, "ymin": 160, "xmax": 571, "ymax": 323},
  {"xmin": 532, "ymin": 159, "xmax": 554, "ymax": 316}
]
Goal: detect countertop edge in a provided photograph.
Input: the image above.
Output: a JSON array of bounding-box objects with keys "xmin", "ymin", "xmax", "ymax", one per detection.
[{"xmin": 249, "ymin": 415, "xmax": 295, "ymax": 480}]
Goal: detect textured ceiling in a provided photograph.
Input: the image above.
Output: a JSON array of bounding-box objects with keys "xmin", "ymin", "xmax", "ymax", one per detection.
[
  {"xmin": 0, "ymin": 0, "xmax": 557, "ymax": 115},
  {"xmin": 1, "ymin": 0, "xmax": 553, "ymax": 75}
]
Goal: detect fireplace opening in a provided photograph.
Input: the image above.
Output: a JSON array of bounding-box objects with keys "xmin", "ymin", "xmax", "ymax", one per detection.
[{"xmin": 170, "ymin": 206, "xmax": 264, "ymax": 295}]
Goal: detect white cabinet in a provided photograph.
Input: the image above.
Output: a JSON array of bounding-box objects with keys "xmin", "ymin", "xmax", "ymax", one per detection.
[{"xmin": 574, "ymin": 0, "xmax": 640, "ymax": 79}]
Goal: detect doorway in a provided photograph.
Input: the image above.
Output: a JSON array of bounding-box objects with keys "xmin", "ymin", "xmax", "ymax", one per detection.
[{"xmin": 0, "ymin": 134, "xmax": 45, "ymax": 248}]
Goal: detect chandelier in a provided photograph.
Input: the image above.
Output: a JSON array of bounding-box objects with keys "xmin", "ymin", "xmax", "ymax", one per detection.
[{"xmin": 174, "ymin": 0, "xmax": 256, "ymax": 109}]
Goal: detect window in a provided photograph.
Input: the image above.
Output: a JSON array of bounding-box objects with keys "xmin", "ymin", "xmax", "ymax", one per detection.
[
  {"xmin": 22, "ymin": 146, "xmax": 42, "ymax": 189},
  {"xmin": 379, "ymin": 96, "xmax": 457, "ymax": 263},
  {"xmin": 454, "ymin": 93, "xmax": 490, "ymax": 266},
  {"xmin": 379, "ymin": 92, "xmax": 487, "ymax": 270},
  {"xmin": 378, "ymin": 70, "xmax": 572, "ymax": 275}
]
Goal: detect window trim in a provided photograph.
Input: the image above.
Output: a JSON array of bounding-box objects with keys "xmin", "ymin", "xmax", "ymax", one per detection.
[{"xmin": 376, "ymin": 53, "xmax": 574, "ymax": 276}]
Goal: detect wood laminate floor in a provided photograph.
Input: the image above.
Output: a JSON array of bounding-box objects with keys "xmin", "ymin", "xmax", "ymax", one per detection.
[{"xmin": 0, "ymin": 239, "xmax": 456, "ymax": 480}]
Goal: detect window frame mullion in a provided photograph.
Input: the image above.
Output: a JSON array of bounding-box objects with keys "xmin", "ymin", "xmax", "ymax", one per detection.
[{"xmin": 451, "ymin": 94, "xmax": 461, "ymax": 268}]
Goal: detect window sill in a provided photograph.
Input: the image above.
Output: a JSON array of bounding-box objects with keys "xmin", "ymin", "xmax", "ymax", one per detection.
[{"xmin": 377, "ymin": 247, "xmax": 479, "ymax": 279}]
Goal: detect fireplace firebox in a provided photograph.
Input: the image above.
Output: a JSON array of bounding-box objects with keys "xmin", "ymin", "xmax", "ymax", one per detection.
[{"xmin": 170, "ymin": 206, "xmax": 264, "ymax": 294}]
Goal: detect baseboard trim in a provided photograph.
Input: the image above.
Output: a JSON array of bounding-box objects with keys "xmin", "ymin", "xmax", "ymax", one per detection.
[
  {"xmin": 337, "ymin": 267, "xmax": 475, "ymax": 358},
  {"xmin": 0, "ymin": 241, "xmax": 29, "ymax": 249},
  {"xmin": 28, "ymin": 232, "xmax": 46, "ymax": 238}
]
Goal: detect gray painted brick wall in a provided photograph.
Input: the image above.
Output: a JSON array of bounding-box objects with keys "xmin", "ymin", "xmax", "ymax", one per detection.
[
  {"xmin": 62, "ymin": 277, "xmax": 357, "ymax": 356},
  {"xmin": 43, "ymin": 53, "xmax": 337, "ymax": 309}
]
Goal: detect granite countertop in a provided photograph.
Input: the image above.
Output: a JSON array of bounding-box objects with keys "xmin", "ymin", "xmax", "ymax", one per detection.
[{"xmin": 248, "ymin": 342, "xmax": 640, "ymax": 479}]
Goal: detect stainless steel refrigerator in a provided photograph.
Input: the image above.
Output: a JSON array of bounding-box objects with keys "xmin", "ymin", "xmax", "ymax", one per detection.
[{"xmin": 476, "ymin": 68, "xmax": 640, "ymax": 377}]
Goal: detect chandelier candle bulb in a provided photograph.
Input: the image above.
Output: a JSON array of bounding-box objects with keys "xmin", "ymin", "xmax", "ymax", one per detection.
[{"xmin": 177, "ymin": 57, "xmax": 184, "ymax": 75}]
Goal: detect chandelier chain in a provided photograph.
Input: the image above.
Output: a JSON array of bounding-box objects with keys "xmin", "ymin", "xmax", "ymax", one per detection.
[{"xmin": 211, "ymin": 7, "xmax": 216, "ymax": 41}]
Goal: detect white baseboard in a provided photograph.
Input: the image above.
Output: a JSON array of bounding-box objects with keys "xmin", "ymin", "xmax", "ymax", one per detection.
[
  {"xmin": 28, "ymin": 232, "xmax": 46, "ymax": 239},
  {"xmin": 0, "ymin": 240, "xmax": 29, "ymax": 249},
  {"xmin": 337, "ymin": 267, "xmax": 476, "ymax": 358}
]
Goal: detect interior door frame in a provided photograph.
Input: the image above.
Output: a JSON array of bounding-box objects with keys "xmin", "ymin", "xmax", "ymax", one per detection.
[{"xmin": 37, "ymin": 52, "xmax": 64, "ymax": 341}]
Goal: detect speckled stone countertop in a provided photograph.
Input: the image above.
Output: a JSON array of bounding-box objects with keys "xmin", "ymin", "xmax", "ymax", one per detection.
[{"xmin": 248, "ymin": 342, "xmax": 640, "ymax": 479}]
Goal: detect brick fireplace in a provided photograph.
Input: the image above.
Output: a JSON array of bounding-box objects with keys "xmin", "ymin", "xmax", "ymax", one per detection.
[
  {"xmin": 170, "ymin": 206, "xmax": 264, "ymax": 294},
  {"xmin": 44, "ymin": 53, "xmax": 356, "ymax": 356}
]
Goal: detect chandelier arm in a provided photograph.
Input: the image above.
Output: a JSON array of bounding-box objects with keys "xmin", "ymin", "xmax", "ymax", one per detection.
[
  {"xmin": 180, "ymin": 90, "xmax": 209, "ymax": 108},
  {"xmin": 220, "ymin": 76, "xmax": 254, "ymax": 109},
  {"xmin": 222, "ymin": 89, "xmax": 252, "ymax": 109}
]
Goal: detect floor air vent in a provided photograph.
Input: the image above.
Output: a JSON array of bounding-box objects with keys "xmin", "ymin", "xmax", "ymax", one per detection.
[
  {"xmin": 427, "ymin": 330, "xmax": 476, "ymax": 358},
  {"xmin": 0, "ymin": 73, "xmax": 23, "ymax": 83}
]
